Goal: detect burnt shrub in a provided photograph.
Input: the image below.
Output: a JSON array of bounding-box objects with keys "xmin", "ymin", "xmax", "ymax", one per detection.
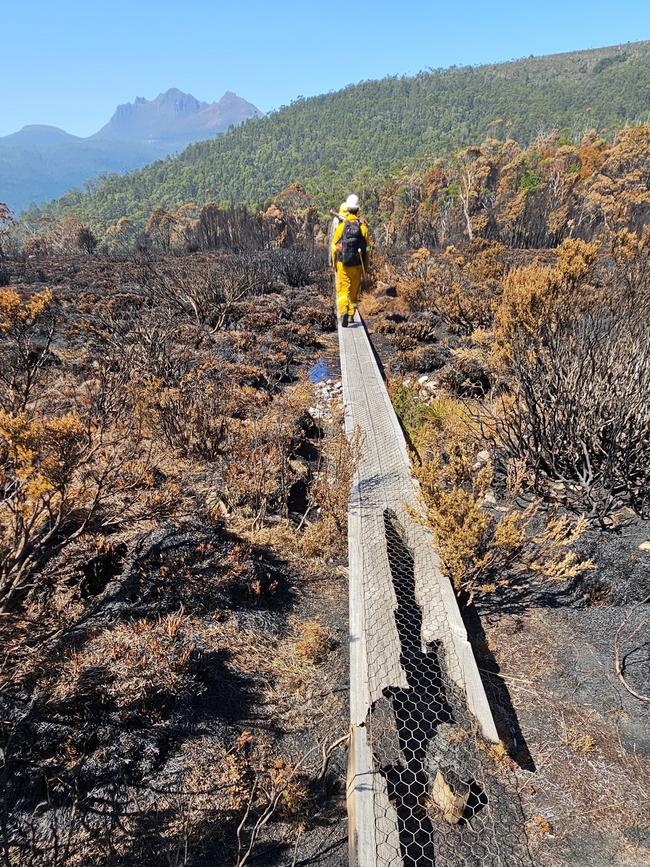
[
  {"xmin": 439, "ymin": 348, "xmax": 492, "ymax": 396},
  {"xmin": 398, "ymin": 344, "xmax": 451, "ymax": 374},
  {"xmin": 491, "ymin": 301, "xmax": 650, "ymax": 523},
  {"xmin": 395, "ymin": 316, "xmax": 439, "ymax": 342},
  {"xmin": 268, "ymin": 247, "xmax": 326, "ymax": 288},
  {"xmin": 197, "ymin": 203, "xmax": 270, "ymax": 252},
  {"xmin": 76, "ymin": 227, "xmax": 98, "ymax": 255},
  {"xmin": 291, "ymin": 302, "xmax": 336, "ymax": 332}
]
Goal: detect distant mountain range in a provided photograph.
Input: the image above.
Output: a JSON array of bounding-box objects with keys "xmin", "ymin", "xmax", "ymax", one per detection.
[{"xmin": 0, "ymin": 89, "xmax": 261, "ymax": 213}]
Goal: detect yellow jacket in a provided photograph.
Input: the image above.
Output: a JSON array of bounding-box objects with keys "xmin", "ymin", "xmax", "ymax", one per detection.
[{"xmin": 331, "ymin": 213, "xmax": 370, "ymax": 268}]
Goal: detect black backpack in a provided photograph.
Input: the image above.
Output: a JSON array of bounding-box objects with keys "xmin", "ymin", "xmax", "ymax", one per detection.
[{"xmin": 338, "ymin": 219, "xmax": 367, "ymax": 266}]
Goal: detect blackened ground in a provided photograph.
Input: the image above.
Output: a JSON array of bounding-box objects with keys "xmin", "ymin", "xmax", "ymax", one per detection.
[{"xmin": 477, "ymin": 603, "xmax": 649, "ymax": 867}]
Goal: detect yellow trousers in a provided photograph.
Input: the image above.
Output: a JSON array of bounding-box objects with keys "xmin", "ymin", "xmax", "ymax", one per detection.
[{"xmin": 336, "ymin": 262, "xmax": 363, "ymax": 317}]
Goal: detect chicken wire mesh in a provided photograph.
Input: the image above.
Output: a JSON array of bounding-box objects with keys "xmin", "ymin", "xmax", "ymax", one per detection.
[
  {"xmin": 339, "ymin": 315, "xmax": 532, "ymax": 866},
  {"xmin": 368, "ymin": 511, "xmax": 532, "ymax": 866}
]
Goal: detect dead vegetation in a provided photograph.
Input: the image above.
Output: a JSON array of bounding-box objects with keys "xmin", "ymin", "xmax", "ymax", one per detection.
[
  {"xmin": 411, "ymin": 397, "xmax": 594, "ymax": 604},
  {"xmin": 0, "ymin": 235, "xmax": 351, "ymax": 866},
  {"xmin": 301, "ymin": 407, "xmax": 362, "ymax": 557},
  {"xmin": 488, "ymin": 235, "xmax": 650, "ymax": 524},
  {"xmin": 368, "ymin": 215, "xmax": 649, "ymax": 864}
]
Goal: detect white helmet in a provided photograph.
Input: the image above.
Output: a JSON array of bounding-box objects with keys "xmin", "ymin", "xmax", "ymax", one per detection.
[{"xmin": 345, "ymin": 193, "xmax": 360, "ymax": 211}]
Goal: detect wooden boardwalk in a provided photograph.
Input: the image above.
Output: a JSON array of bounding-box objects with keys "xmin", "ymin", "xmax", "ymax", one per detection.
[{"xmin": 339, "ymin": 312, "xmax": 498, "ymax": 867}]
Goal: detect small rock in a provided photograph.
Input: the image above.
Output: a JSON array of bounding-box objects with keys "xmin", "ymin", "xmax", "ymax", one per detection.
[
  {"xmin": 639, "ymin": 541, "xmax": 650, "ymax": 553},
  {"xmin": 418, "ymin": 375, "xmax": 429, "ymax": 385},
  {"xmin": 604, "ymin": 507, "xmax": 637, "ymax": 529},
  {"xmin": 429, "ymin": 769, "xmax": 469, "ymax": 824},
  {"xmin": 483, "ymin": 490, "xmax": 497, "ymax": 506},
  {"xmin": 425, "ymin": 381, "xmax": 437, "ymax": 392}
]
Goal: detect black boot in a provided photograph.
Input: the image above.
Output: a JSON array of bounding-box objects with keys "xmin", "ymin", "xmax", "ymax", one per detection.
[{"xmin": 341, "ymin": 312, "xmax": 349, "ymax": 328}]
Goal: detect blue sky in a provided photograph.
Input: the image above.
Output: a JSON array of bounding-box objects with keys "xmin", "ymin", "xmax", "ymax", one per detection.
[{"xmin": 2, "ymin": 0, "xmax": 649, "ymax": 137}]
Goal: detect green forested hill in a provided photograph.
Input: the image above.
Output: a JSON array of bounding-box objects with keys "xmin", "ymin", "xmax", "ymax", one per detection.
[{"xmin": 41, "ymin": 41, "xmax": 650, "ymax": 228}]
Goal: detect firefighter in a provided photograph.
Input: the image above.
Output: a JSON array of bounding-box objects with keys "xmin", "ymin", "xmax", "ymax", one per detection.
[{"xmin": 331, "ymin": 194, "xmax": 370, "ymax": 327}]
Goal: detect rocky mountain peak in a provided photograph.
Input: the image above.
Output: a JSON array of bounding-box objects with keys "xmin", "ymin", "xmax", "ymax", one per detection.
[{"xmin": 92, "ymin": 88, "xmax": 260, "ymax": 143}]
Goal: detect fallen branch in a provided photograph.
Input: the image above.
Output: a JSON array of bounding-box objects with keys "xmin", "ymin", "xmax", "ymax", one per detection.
[
  {"xmin": 613, "ymin": 593, "xmax": 650, "ymax": 702},
  {"xmin": 317, "ymin": 731, "xmax": 350, "ymax": 782},
  {"xmin": 235, "ymin": 731, "xmax": 349, "ymax": 867}
]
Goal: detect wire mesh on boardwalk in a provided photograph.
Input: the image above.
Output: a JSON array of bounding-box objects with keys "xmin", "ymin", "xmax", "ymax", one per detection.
[
  {"xmin": 368, "ymin": 511, "xmax": 531, "ymax": 866},
  {"xmin": 339, "ymin": 315, "xmax": 532, "ymax": 866}
]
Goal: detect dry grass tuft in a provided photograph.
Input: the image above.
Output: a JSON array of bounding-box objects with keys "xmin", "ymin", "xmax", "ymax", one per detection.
[
  {"xmin": 64, "ymin": 610, "xmax": 200, "ymax": 712},
  {"xmin": 294, "ymin": 621, "xmax": 334, "ymax": 664}
]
